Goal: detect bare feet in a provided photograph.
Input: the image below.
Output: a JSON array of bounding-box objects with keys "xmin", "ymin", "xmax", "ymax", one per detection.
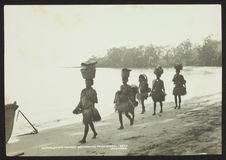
[
  {"xmin": 141, "ymin": 110, "xmax": 145, "ymax": 114},
  {"xmin": 79, "ymin": 139, "xmax": 86, "ymax": 144},
  {"xmin": 118, "ymin": 126, "xmax": 124, "ymax": 130},
  {"xmin": 92, "ymin": 133, "xmax": 97, "ymax": 139}
]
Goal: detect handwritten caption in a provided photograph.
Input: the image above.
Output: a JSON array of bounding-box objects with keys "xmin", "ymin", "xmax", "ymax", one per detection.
[{"xmin": 41, "ymin": 144, "xmax": 128, "ymax": 150}]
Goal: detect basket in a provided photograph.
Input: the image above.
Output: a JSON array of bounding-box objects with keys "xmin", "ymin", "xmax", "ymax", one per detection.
[
  {"xmin": 121, "ymin": 68, "xmax": 131, "ymax": 78},
  {"xmin": 73, "ymin": 105, "xmax": 82, "ymax": 115},
  {"xmin": 154, "ymin": 66, "xmax": 163, "ymax": 75},
  {"xmin": 81, "ymin": 68, "xmax": 96, "ymax": 79},
  {"xmin": 92, "ymin": 107, "xmax": 101, "ymax": 122},
  {"xmin": 174, "ymin": 64, "xmax": 183, "ymax": 70}
]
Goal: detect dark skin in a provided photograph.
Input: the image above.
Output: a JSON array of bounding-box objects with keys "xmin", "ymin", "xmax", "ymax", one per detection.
[
  {"xmin": 152, "ymin": 74, "xmax": 165, "ymax": 115},
  {"xmin": 79, "ymin": 79, "xmax": 97, "ymax": 144},
  {"xmin": 139, "ymin": 76, "xmax": 146, "ymax": 114},
  {"xmin": 118, "ymin": 77, "xmax": 133, "ymax": 130},
  {"xmin": 174, "ymin": 69, "xmax": 186, "ymax": 109}
]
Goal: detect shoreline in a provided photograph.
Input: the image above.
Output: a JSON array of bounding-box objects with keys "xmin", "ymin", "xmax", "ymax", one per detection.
[
  {"xmin": 6, "ymin": 92, "xmax": 222, "ymax": 156},
  {"xmin": 62, "ymin": 66, "xmax": 222, "ymax": 69},
  {"xmin": 12, "ymin": 91, "xmax": 221, "ymax": 136}
]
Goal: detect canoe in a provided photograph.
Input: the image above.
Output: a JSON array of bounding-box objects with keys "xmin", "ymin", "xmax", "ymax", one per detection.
[{"xmin": 5, "ymin": 102, "xmax": 18, "ymax": 143}]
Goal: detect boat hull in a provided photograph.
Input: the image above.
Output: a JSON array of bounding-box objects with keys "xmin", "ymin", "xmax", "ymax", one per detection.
[{"xmin": 5, "ymin": 103, "xmax": 18, "ymax": 143}]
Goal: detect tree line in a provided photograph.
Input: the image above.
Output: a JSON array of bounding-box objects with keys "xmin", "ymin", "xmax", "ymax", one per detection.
[{"xmin": 88, "ymin": 36, "xmax": 222, "ymax": 68}]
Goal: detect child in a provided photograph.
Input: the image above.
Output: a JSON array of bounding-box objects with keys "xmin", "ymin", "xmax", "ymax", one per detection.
[
  {"xmin": 137, "ymin": 74, "xmax": 150, "ymax": 114},
  {"xmin": 172, "ymin": 64, "xmax": 186, "ymax": 109},
  {"xmin": 150, "ymin": 66, "xmax": 166, "ymax": 115}
]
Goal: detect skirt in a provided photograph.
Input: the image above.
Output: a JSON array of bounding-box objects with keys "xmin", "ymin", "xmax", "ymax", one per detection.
[
  {"xmin": 137, "ymin": 92, "xmax": 148, "ymax": 101},
  {"xmin": 173, "ymin": 86, "xmax": 186, "ymax": 96},
  {"xmin": 82, "ymin": 107, "xmax": 101, "ymax": 124},
  {"xmin": 115, "ymin": 101, "xmax": 134, "ymax": 113},
  {"xmin": 152, "ymin": 91, "xmax": 165, "ymax": 102}
]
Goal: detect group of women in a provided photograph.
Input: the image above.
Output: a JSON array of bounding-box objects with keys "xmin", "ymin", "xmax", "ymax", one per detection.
[
  {"xmin": 73, "ymin": 61, "xmax": 186, "ymax": 144},
  {"xmin": 137, "ymin": 64, "xmax": 186, "ymax": 115},
  {"xmin": 113, "ymin": 64, "xmax": 186, "ymax": 130}
]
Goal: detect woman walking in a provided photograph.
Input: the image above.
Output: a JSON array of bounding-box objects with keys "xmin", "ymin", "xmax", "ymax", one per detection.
[
  {"xmin": 114, "ymin": 68, "xmax": 136, "ymax": 129},
  {"xmin": 150, "ymin": 66, "xmax": 166, "ymax": 115},
  {"xmin": 172, "ymin": 64, "xmax": 186, "ymax": 109},
  {"xmin": 73, "ymin": 61, "xmax": 101, "ymax": 144}
]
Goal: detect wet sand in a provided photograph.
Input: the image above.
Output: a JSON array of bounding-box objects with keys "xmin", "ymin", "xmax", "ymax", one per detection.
[{"xmin": 6, "ymin": 92, "xmax": 222, "ymax": 156}]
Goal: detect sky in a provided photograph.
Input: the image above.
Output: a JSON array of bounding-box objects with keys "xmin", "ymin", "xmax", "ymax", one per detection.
[{"xmin": 4, "ymin": 5, "xmax": 221, "ymax": 68}]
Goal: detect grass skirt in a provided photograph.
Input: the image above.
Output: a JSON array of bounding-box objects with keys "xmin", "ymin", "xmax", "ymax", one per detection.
[
  {"xmin": 82, "ymin": 107, "xmax": 101, "ymax": 124},
  {"xmin": 173, "ymin": 86, "xmax": 186, "ymax": 96},
  {"xmin": 137, "ymin": 92, "xmax": 148, "ymax": 101},
  {"xmin": 115, "ymin": 101, "xmax": 134, "ymax": 113},
  {"xmin": 151, "ymin": 91, "xmax": 165, "ymax": 102}
]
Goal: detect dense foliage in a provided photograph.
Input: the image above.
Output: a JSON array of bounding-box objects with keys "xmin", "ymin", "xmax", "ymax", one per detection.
[{"xmin": 88, "ymin": 36, "xmax": 222, "ymax": 68}]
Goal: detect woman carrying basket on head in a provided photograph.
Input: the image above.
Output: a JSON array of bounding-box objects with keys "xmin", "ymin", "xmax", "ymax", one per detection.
[
  {"xmin": 73, "ymin": 60, "xmax": 101, "ymax": 144},
  {"xmin": 150, "ymin": 66, "xmax": 166, "ymax": 115},
  {"xmin": 172, "ymin": 63, "xmax": 186, "ymax": 109},
  {"xmin": 114, "ymin": 68, "xmax": 137, "ymax": 130}
]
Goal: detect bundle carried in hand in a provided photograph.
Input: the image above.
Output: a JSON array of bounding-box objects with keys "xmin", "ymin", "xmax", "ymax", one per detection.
[
  {"xmin": 92, "ymin": 107, "xmax": 101, "ymax": 122},
  {"xmin": 73, "ymin": 105, "xmax": 82, "ymax": 114},
  {"xmin": 154, "ymin": 66, "xmax": 164, "ymax": 75},
  {"xmin": 174, "ymin": 63, "xmax": 183, "ymax": 70},
  {"xmin": 80, "ymin": 60, "xmax": 97, "ymax": 79}
]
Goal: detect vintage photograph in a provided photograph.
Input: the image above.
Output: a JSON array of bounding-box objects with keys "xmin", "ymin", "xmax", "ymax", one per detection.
[{"xmin": 4, "ymin": 4, "xmax": 222, "ymax": 156}]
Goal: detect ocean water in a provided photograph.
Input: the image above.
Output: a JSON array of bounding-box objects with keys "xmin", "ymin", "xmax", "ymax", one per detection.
[{"xmin": 4, "ymin": 67, "xmax": 222, "ymax": 135}]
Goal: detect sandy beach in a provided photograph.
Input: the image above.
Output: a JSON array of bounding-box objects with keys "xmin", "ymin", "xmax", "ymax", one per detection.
[{"xmin": 6, "ymin": 92, "xmax": 222, "ymax": 156}]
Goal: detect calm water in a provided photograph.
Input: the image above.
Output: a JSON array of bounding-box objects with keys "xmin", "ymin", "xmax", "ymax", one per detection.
[{"xmin": 4, "ymin": 67, "xmax": 222, "ymax": 135}]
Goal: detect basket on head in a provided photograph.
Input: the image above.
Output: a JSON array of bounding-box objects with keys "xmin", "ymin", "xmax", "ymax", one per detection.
[
  {"xmin": 154, "ymin": 66, "xmax": 163, "ymax": 75},
  {"xmin": 80, "ymin": 60, "xmax": 97, "ymax": 79},
  {"xmin": 121, "ymin": 68, "xmax": 131, "ymax": 78},
  {"xmin": 174, "ymin": 63, "xmax": 183, "ymax": 70}
]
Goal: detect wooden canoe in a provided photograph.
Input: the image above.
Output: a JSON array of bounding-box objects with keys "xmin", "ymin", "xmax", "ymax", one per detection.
[{"xmin": 5, "ymin": 102, "xmax": 18, "ymax": 143}]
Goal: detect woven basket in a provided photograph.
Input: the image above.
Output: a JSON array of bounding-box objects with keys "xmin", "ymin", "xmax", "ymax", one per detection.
[
  {"xmin": 81, "ymin": 68, "xmax": 96, "ymax": 79},
  {"xmin": 174, "ymin": 64, "xmax": 183, "ymax": 70},
  {"xmin": 121, "ymin": 69, "xmax": 130, "ymax": 77}
]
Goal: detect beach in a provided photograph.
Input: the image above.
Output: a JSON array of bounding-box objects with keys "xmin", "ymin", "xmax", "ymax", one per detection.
[
  {"xmin": 4, "ymin": 5, "xmax": 222, "ymax": 157},
  {"xmin": 6, "ymin": 92, "xmax": 222, "ymax": 156}
]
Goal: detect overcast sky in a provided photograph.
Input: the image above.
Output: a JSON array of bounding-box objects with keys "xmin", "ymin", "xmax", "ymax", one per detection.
[{"xmin": 4, "ymin": 5, "xmax": 221, "ymax": 69}]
